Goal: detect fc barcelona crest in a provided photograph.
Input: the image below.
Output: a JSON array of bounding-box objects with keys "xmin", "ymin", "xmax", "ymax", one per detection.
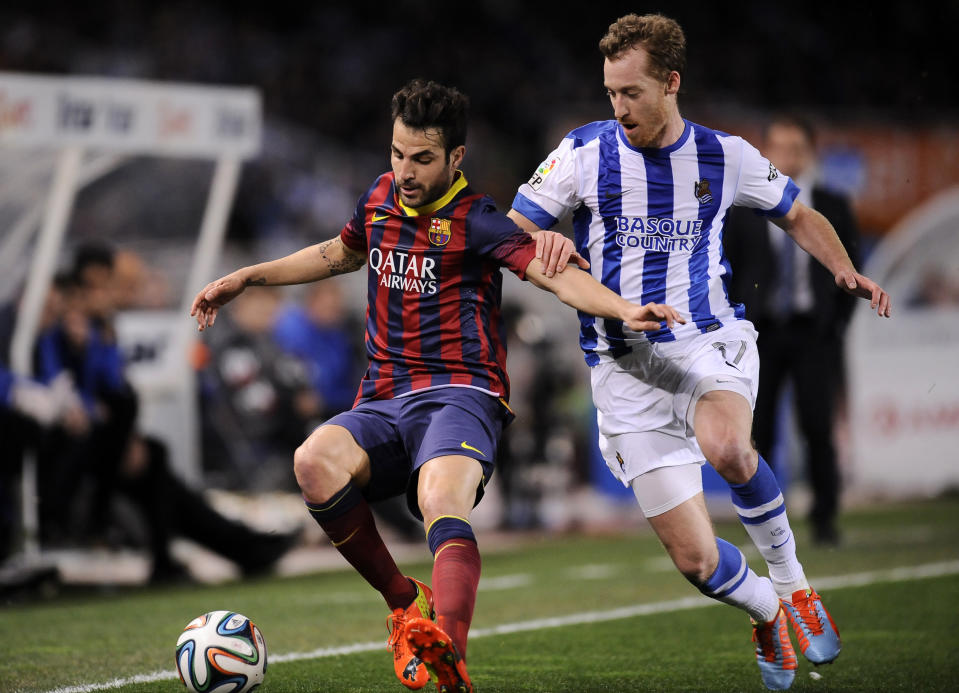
[
  {"xmin": 694, "ymin": 178, "xmax": 713, "ymax": 205},
  {"xmin": 429, "ymin": 217, "xmax": 452, "ymax": 246}
]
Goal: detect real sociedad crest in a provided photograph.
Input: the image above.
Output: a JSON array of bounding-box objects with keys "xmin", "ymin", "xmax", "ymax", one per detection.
[
  {"xmin": 694, "ymin": 178, "xmax": 714, "ymax": 205},
  {"xmin": 429, "ymin": 217, "xmax": 452, "ymax": 246}
]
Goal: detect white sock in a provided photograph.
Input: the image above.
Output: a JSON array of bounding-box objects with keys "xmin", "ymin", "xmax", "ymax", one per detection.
[
  {"xmin": 729, "ymin": 458, "xmax": 809, "ymax": 598},
  {"xmin": 700, "ymin": 538, "xmax": 781, "ymax": 623},
  {"xmin": 736, "ymin": 504, "xmax": 808, "ymax": 598}
]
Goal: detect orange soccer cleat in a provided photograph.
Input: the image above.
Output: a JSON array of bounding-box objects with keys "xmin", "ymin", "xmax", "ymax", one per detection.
[
  {"xmin": 386, "ymin": 577, "xmax": 436, "ymax": 690},
  {"xmin": 405, "ymin": 617, "xmax": 473, "ymax": 693}
]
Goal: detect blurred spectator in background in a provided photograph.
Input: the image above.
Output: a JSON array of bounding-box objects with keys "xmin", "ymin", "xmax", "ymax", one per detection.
[
  {"xmin": 0, "ymin": 363, "xmax": 88, "ymax": 560},
  {"xmin": 34, "ymin": 267, "xmax": 135, "ymax": 542},
  {"xmin": 199, "ymin": 285, "xmax": 322, "ymax": 491},
  {"xmin": 725, "ymin": 114, "xmax": 860, "ymax": 545},
  {"xmin": 272, "ymin": 278, "xmax": 362, "ymax": 420},
  {"xmin": 25, "ymin": 242, "xmax": 297, "ymax": 581},
  {"xmin": 117, "ymin": 430, "xmax": 299, "ymax": 582},
  {"xmin": 112, "ymin": 248, "xmax": 174, "ymax": 310},
  {"xmin": 0, "ymin": 273, "xmax": 89, "ymax": 560}
]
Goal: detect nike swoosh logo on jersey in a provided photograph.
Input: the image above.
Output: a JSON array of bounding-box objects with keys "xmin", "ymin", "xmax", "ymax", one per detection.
[
  {"xmin": 771, "ymin": 533, "xmax": 791, "ymax": 549},
  {"xmin": 461, "ymin": 441, "xmax": 486, "ymax": 457},
  {"xmin": 371, "ymin": 212, "xmax": 389, "ymax": 222},
  {"xmin": 604, "ymin": 188, "xmax": 633, "ymax": 199}
]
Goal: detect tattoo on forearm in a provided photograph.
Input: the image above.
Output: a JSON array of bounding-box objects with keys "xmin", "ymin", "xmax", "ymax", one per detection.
[
  {"xmin": 318, "ymin": 238, "xmax": 365, "ymax": 275},
  {"xmin": 244, "ymin": 276, "xmax": 266, "ymax": 286}
]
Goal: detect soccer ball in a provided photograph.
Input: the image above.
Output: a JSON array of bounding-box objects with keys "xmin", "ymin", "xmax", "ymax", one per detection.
[{"xmin": 175, "ymin": 610, "xmax": 267, "ymax": 693}]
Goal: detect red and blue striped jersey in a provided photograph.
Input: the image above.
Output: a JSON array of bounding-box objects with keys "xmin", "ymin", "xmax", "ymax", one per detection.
[{"xmin": 340, "ymin": 171, "xmax": 537, "ymax": 405}]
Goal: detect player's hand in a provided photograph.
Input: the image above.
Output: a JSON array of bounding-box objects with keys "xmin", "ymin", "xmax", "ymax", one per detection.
[
  {"xmin": 621, "ymin": 302, "xmax": 686, "ymax": 332},
  {"xmin": 190, "ymin": 272, "xmax": 247, "ymax": 331},
  {"xmin": 835, "ymin": 270, "xmax": 891, "ymax": 317},
  {"xmin": 536, "ymin": 230, "xmax": 590, "ymax": 277}
]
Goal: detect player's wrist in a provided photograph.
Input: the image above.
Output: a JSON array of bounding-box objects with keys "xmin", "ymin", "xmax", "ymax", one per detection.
[
  {"xmin": 615, "ymin": 297, "xmax": 638, "ymax": 324},
  {"xmin": 237, "ymin": 266, "xmax": 265, "ymax": 287}
]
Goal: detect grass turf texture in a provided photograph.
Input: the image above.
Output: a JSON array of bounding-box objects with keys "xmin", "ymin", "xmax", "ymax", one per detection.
[{"xmin": 2, "ymin": 496, "xmax": 958, "ymax": 692}]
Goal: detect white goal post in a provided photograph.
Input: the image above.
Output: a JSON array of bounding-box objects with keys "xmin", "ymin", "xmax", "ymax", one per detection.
[{"xmin": 0, "ymin": 71, "xmax": 261, "ymax": 557}]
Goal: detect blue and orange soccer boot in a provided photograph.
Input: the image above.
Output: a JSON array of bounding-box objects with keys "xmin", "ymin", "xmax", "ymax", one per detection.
[
  {"xmin": 782, "ymin": 587, "xmax": 841, "ymax": 665},
  {"xmin": 752, "ymin": 606, "xmax": 798, "ymax": 691},
  {"xmin": 386, "ymin": 577, "xmax": 435, "ymax": 690},
  {"xmin": 405, "ymin": 617, "xmax": 473, "ymax": 693}
]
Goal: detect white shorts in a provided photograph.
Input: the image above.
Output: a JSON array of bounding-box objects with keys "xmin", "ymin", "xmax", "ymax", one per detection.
[
  {"xmin": 591, "ymin": 321, "xmax": 760, "ymax": 486},
  {"xmin": 631, "ymin": 462, "xmax": 704, "ymax": 517}
]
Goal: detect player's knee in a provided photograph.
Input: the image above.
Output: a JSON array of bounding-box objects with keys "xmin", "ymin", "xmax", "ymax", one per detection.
[
  {"xmin": 416, "ymin": 457, "xmax": 482, "ymax": 525},
  {"xmin": 418, "ymin": 487, "xmax": 475, "ymax": 529},
  {"xmin": 293, "ymin": 431, "xmax": 347, "ymax": 500},
  {"xmin": 704, "ymin": 435, "xmax": 756, "ymax": 483},
  {"xmin": 292, "ymin": 441, "xmax": 322, "ymax": 496},
  {"xmin": 417, "ymin": 491, "xmax": 452, "ymax": 527}
]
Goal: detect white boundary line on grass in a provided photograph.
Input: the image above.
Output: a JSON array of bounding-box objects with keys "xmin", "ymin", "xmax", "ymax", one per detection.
[{"xmin": 42, "ymin": 559, "xmax": 959, "ymax": 693}]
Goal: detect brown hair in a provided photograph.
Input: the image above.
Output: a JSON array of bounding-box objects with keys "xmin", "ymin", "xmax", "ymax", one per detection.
[
  {"xmin": 391, "ymin": 78, "xmax": 470, "ymax": 159},
  {"xmin": 599, "ymin": 13, "xmax": 686, "ymax": 83}
]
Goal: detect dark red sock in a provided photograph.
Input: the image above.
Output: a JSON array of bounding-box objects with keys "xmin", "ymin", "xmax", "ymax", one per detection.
[
  {"xmin": 432, "ymin": 538, "xmax": 481, "ymax": 660},
  {"xmin": 307, "ymin": 489, "xmax": 415, "ymax": 610}
]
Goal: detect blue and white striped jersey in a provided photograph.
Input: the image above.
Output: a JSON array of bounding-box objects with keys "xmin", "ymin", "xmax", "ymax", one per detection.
[{"xmin": 512, "ymin": 119, "xmax": 799, "ymax": 365}]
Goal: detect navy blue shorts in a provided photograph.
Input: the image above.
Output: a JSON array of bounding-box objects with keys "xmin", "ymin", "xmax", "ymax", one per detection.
[{"xmin": 323, "ymin": 387, "xmax": 514, "ymax": 519}]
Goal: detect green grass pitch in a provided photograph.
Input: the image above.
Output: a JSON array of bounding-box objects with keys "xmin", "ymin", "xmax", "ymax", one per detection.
[{"xmin": 3, "ymin": 496, "xmax": 958, "ymax": 692}]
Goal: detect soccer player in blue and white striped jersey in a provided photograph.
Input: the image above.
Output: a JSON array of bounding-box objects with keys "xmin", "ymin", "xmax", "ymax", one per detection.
[{"xmin": 509, "ymin": 13, "xmax": 890, "ymax": 690}]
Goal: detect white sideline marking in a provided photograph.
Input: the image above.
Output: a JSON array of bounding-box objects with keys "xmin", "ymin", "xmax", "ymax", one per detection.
[{"xmin": 43, "ymin": 559, "xmax": 959, "ymax": 693}]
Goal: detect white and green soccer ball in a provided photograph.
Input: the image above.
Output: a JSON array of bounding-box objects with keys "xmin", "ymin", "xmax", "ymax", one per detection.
[{"xmin": 175, "ymin": 611, "xmax": 267, "ymax": 693}]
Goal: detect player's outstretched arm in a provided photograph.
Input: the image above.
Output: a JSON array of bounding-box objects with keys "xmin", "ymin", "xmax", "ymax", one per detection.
[
  {"xmin": 507, "ymin": 209, "xmax": 590, "ymax": 277},
  {"xmin": 775, "ymin": 201, "xmax": 891, "ymax": 318},
  {"xmin": 524, "ymin": 257, "xmax": 685, "ymax": 332},
  {"xmin": 190, "ymin": 237, "xmax": 365, "ymax": 331}
]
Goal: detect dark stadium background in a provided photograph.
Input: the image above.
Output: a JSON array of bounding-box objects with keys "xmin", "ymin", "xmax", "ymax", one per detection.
[{"xmin": 2, "ymin": 1, "xmax": 956, "ymax": 239}]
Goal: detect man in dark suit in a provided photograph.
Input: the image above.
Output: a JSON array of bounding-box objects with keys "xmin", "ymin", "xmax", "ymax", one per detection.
[{"xmin": 725, "ymin": 114, "xmax": 859, "ymax": 545}]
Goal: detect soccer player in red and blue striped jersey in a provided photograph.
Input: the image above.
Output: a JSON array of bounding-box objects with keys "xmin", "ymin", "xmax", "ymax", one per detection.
[
  {"xmin": 341, "ymin": 151, "xmax": 536, "ymax": 405},
  {"xmin": 191, "ymin": 78, "xmax": 682, "ymax": 693}
]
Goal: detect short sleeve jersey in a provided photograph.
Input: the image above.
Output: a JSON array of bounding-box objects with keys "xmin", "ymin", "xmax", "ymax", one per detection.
[
  {"xmin": 512, "ymin": 119, "xmax": 799, "ymax": 365},
  {"xmin": 341, "ymin": 171, "xmax": 537, "ymax": 404}
]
